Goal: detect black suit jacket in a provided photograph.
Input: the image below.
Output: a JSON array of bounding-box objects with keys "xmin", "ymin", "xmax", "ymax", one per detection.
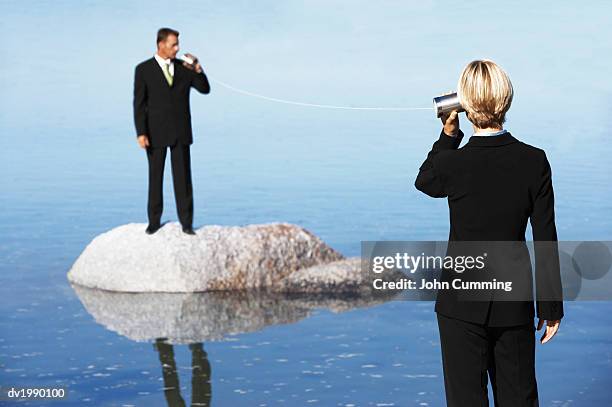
[
  {"xmin": 133, "ymin": 57, "xmax": 210, "ymax": 147},
  {"xmin": 415, "ymin": 129, "xmax": 564, "ymax": 326}
]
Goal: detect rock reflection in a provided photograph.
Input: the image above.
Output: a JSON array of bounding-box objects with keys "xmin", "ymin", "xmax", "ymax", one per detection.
[
  {"xmin": 71, "ymin": 283, "xmax": 401, "ymax": 406},
  {"xmin": 71, "ymin": 284, "xmax": 400, "ymax": 343}
]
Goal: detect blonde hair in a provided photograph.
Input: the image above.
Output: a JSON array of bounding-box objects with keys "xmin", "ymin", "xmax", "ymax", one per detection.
[{"xmin": 457, "ymin": 59, "xmax": 513, "ymax": 129}]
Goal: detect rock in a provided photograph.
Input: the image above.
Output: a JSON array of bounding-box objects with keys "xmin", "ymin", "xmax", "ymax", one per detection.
[
  {"xmin": 275, "ymin": 257, "xmax": 378, "ymax": 293},
  {"xmin": 67, "ymin": 222, "xmax": 344, "ymax": 292}
]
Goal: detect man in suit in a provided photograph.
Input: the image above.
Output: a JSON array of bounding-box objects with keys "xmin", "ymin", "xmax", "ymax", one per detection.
[
  {"xmin": 415, "ymin": 60, "xmax": 563, "ymax": 406},
  {"xmin": 133, "ymin": 27, "xmax": 210, "ymax": 235}
]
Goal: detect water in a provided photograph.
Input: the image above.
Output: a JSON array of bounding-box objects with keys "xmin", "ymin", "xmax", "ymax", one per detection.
[{"xmin": 1, "ymin": 1, "xmax": 612, "ymax": 405}]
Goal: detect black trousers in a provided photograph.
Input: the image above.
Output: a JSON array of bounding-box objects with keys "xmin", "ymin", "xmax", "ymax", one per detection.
[
  {"xmin": 146, "ymin": 143, "xmax": 193, "ymax": 228},
  {"xmin": 436, "ymin": 312, "xmax": 538, "ymax": 407}
]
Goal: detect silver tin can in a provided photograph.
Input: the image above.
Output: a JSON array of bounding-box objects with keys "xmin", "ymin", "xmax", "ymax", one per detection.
[
  {"xmin": 182, "ymin": 54, "xmax": 195, "ymax": 65},
  {"xmin": 433, "ymin": 92, "xmax": 465, "ymax": 118}
]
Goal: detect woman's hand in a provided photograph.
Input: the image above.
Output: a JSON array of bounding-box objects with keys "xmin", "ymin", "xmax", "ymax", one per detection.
[
  {"xmin": 537, "ymin": 318, "xmax": 560, "ymax": 344},
  {"xmin": 137, "ymin": 135, "xmax": 150, "ymax": 149},
  {"xmin": 441, "ymin": 110, "xmax": 460, "ymax": 137}
]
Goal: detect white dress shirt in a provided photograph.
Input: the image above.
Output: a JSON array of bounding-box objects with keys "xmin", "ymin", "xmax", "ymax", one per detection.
[
  {"xmin": 154, "ymin": 53, "xmax": 174, "ymax": 77},
  {"xmin": 473, "ymin": 129, "xmax": 507, "ymax": 137}
]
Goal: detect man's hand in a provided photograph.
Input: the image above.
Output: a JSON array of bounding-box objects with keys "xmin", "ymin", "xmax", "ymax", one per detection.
[
  {"xmin": 537, "ymin": 318, "xmax": 560, "ymax": 344},
  {"xmin": 137, "ymin": 135, "xmax": 150, "ymax": 149},
  {"xmin": 183, "ymin": 53, "xmax": 203, "ymax": 74}
]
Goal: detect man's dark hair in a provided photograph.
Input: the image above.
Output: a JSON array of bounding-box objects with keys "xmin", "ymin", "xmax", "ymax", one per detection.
[{"xmin": 157, "ymin": 27, "xmax": 179, "ymax": 45}]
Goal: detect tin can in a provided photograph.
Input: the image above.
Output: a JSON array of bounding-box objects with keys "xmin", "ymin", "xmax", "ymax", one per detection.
[
  {"xmin": 182, "ymin": 54, "xmax": 195, "ymax": 65},
  {"xmin": 433, "ymin": 92, "xmax": 465, "ymax": 118}
]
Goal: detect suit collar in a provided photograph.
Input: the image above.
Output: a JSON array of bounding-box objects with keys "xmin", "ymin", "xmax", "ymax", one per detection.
[
  {"xmin": 148, "ymin": 57, "xmax": 182, "ymax": 88},
  {"xmin": 464, "ymin": 132, "xmax": 519, "ymax": 148},
  {"xmin": 154, "ymin": 53, "xmax": 173, "ymax": 66}
]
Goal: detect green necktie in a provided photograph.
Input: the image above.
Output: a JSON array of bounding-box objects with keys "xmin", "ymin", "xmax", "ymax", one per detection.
[{"xmin": 162, "ymin": 63, "xmax": 173, "ymax": 86}]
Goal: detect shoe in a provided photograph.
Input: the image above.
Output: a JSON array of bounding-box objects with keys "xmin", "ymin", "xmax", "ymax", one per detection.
[
  {"xmin": 146, "ymin": 223, "xmax": 161, "ymax": 235},
  {"xmin": 182, "ymin": 226, "xmax": 196, "ymax": 235}
]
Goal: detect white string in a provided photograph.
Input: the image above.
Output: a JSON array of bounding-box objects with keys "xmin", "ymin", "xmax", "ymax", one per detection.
[{"xmin": 208, "ymin": 75, "xmax": 433, "ymax": 111}]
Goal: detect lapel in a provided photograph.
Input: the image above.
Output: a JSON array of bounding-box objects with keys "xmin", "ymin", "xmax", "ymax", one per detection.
[
  {"xmin": 171, "ymin": 58, "xmax": 182, "ymax": 88},
  {"xmin": 149, "ymin": 56, "xmax": 180, "ymax": 89},
  {"xmin": 463, "ymin": 132, "xmax": 519, "ymax": 148}
]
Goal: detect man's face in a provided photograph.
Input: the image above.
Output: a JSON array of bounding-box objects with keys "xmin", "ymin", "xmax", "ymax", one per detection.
[{"xmin": 157, "ymin": 34, "xmax": 179, "ymax": 59}]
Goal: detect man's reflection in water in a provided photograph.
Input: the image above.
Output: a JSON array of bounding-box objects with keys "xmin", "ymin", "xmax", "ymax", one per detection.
[{"xmin": 154, "ymin": 338, "xmax": 212, "ymax": 407}]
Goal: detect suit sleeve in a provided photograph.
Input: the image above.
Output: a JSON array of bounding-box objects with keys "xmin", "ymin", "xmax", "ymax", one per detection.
[
  {"xmin": 133, "ymin": 66, "xmax": 148, "ymax": 136},
  {"xmin": 191, "ymin": 67, "xmax": 211, "ymax": 94},
  {"xmin": 530, "ymin": 151, "xmax": 564, "ymax": 320},
  {"xmin": 414, "ymin": 129, "xmax": 464, "ymax": 198}
]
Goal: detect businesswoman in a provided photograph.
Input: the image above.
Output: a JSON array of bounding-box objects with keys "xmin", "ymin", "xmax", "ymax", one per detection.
[{"xmin": 415, "ymin": 60, "xmax": 564, "ymax": 406}]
